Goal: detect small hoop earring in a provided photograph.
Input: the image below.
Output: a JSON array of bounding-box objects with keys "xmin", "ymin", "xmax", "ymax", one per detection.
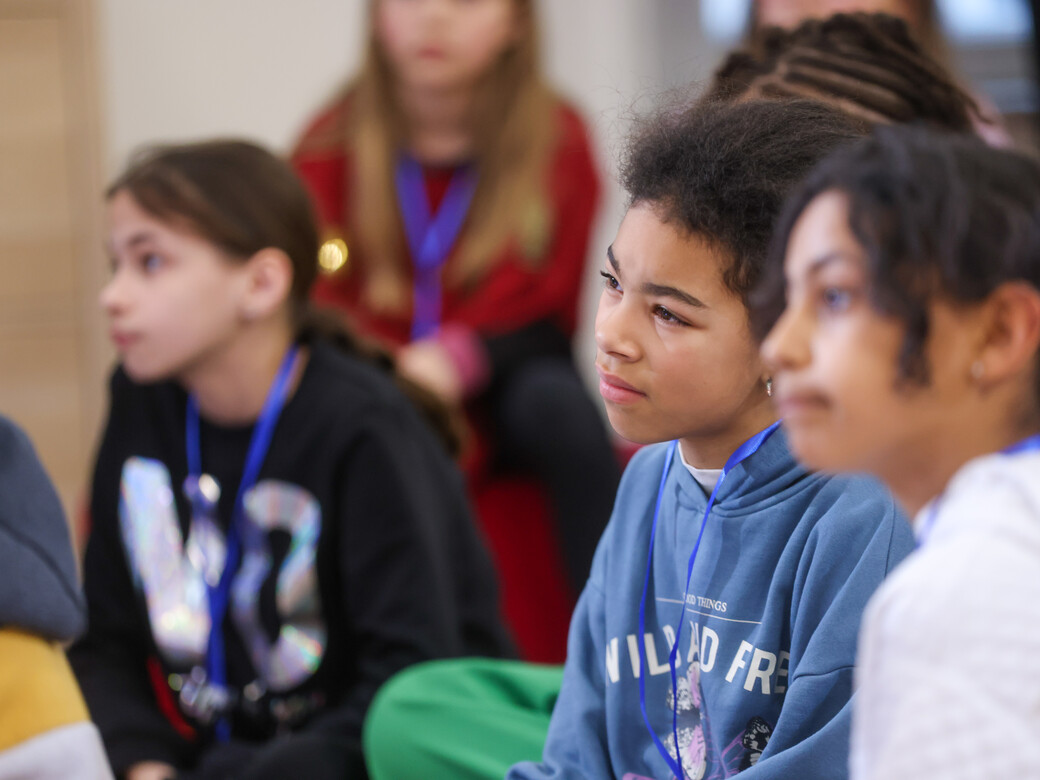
[
  {"xmin": 766, "ymin": 377, "xmax": 774, "ymax": 398},
  {"xmin": 971, "ymin": 360, "xmax": 985, "ymax": 382}
]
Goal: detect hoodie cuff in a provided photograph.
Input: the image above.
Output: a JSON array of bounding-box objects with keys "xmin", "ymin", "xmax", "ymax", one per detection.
[{"xmin": 435, "ymin": 324, "xmax": 490, "ymax": 399}]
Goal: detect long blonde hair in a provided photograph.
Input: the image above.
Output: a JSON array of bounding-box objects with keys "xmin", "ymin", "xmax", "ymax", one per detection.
[{"xmin": 346, "ymin": 0, "xmax": 557, "ymax": 312}]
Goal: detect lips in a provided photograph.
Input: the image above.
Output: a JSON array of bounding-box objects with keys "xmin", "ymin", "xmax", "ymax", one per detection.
[
  {"xmin": 596, "ymin": 366, "xmax": 645, "ymax": 404},
  {"xmin": 774, "ymin": 391, "xmax": 829, "ymax": 419},
  {"xmin": 109, "ymin": 329, "xmax": 139, "ymax": 351}
]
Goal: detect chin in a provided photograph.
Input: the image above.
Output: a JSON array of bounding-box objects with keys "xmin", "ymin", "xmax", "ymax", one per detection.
[
  {"xmin": 120, "ymin": 358, "xmax": 174, "ymax": 386},
  {"xmin": 604, "ymin": 411, "xmax": 671, "ymax": 447}
]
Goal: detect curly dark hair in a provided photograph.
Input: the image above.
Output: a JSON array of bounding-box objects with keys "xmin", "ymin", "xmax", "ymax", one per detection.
[
  {"xmin": 706, "ymin": 13, "xmax": 978, "ymax": 133},
  {"xmin": 619, "ymin": 98, "xmax": 866, "ymax": 306},
  {"xmin": 754, "ymin": 125, "xmax": 1040, "ymax": 398}
]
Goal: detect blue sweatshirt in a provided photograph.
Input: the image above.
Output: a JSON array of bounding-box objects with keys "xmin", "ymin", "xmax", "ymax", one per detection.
[{"xmin": 509, "ymin": 431, "xmax": 912, "ymax": 780}]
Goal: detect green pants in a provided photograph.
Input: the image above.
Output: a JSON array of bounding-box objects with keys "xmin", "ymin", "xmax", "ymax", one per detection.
[{"xmin": 363, "ymin": 658, "xmax": 563, "ymax": 780}]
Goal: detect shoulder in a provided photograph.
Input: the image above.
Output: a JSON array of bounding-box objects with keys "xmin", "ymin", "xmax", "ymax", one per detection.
[
  {"xmin": 865, "ymin": 526, "xmax": 1040, "ymax": 667},
  {"xmin": 303, "ymin": 340, "xmax": 405, "ymax": 411},
  {"xmin": 290, "ymin": 89, "xmax": 352, "ymax": 162},
  {"xmin": 780, "ymin": 471, "xmax": 914, "ymax": 583},
  {"xmin": 295, "ymin": 341, "xmax": 441, "ymax": 444},
  {"xmin": 0, "ymin": 415, "xmax": 34, "ymax": 468},
  {"xmin": 802, "ymin": 472, "xmax": 906, "ymax": 539},
  {"xmin": 0, "ymin": 416, "xmax": 58, "ymax": 505},
  {"xmin": 546, "ymin": 96, "xmax": 598, "ymax": 183},
  {"xmin": 887, "ymin": 451, "xmax": 1040, "ymax": 635},
  {"xmin": 0, "ymin": 416, "xmax": 63, "ymax": 518},
  {"xmin": 940, "ymin": 450, "xmax": 1040, "ymax": 542},
  {"xmin": 550, "ymin": 97, "xmax": 594, "ymax": 150}
]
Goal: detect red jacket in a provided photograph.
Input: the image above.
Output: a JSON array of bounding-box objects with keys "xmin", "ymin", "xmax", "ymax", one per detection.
[{"xmin": 290, "ymin": 97, "xmax": 600, "ymax": 363}]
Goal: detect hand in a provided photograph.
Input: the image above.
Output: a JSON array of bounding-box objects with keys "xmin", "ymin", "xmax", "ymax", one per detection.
[
  {"xmin": 396, "ymin": 339, "xmax": 463, "ymax": 406},
  {"xmin": 126, "ymin": 761, "xmax": 177, "ymax": 780}
]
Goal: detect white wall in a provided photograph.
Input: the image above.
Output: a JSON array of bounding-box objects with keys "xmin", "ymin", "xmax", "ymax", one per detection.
[
  {"xmin": 96, "ymin": 0, "xmax": 670, "ymax": 385},
  {"xmin": 98, "ymin": 0, "xmax": 365, "ymax": 171}
]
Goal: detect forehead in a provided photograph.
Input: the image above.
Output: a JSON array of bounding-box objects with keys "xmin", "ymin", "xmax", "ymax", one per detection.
[
  {"xmin": 785, "ymin": 190, "xmax": 861, "ymax": 276},
  {"xmin": 614, "ymin": 202, "xmax": 736, "ymax": 296},
  {"xmin": 106, "ymin": 190, "xmax": 204, "ymax": 251},
  {"xmin": 107, "ymin": 190, "xmax": 163, "ymax": 237}
]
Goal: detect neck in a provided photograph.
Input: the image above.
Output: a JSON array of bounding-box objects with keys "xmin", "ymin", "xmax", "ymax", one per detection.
[
  {"xmin": 179, "ymin": 322, "xmax": 303, "ymax": 427},
  {"xmin": 679, "ymin": 399, "xmax": 779, "ymax": 470},
  {"xmin": 884, "ymin": 419, "xmax": 1040, "ymax": 516},
  {"xmin": 397, "ymin": 82, "xmax": 476, "ymax": 164}
]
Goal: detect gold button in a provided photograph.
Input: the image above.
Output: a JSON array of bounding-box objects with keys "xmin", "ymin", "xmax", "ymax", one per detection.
[{"xmin": 318, "ymin": 238, "xmax": 348, "ymax": 274}]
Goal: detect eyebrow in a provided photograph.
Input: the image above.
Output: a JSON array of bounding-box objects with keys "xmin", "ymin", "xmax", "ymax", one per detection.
[
  {"xmin": 107, "ymin": 231, "xmax": 159, "ymax": 255},
  {"xmin": 804, "ymin": 251, "xmax": 863, "ymax": 278},
  {"xmin": 607, "ymin": 245, "xmax": 708, "ymax": 309}
]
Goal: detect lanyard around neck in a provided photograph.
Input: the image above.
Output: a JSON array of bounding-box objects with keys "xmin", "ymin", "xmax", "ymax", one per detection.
[
  {"xmin": 638, "ymin": 421, "xmax": 781, "ymax": 779},
  {"xmin": 394, "ymin": 155, "xmax": 478, "ymax": 340},
  {"xmin": 917, "ymin": 431, "xmax": 1040, "ymax": 549},
  {"xmin": 184, "ymin": 344, "xmax": 299, "ymax": 740}
]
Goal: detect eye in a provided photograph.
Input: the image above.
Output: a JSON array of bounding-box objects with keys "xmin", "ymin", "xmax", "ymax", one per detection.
[
  {"xmin": 819, "ymin": 286, "xmax": 852, "ymax": 313},
  {"xmin": 600, "ymin": 270, "xmax": 621, "ymax": 292},
  {"xmin": 142, "ymin": 253, "xmax": 164, "ymax": 273},
  {"xmin": 652, "ymin": 305, "xmax": 688, "ymax": 327}
]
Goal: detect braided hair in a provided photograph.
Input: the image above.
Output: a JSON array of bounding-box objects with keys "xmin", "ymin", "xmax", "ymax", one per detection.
[{"xmin": 705, "ymin": 13, "xmax": 978, "ymax": 132}]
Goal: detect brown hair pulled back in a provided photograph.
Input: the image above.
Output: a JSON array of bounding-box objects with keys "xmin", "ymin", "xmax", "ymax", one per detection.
[{"xmin": 108, "ymin": 139, "xmax": 464, "ymax": 454}]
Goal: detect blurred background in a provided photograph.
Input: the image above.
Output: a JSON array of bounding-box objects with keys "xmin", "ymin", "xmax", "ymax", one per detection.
[{"xmin": 1, "ymin": 0, "xmax": 1037, "ymax": 527}]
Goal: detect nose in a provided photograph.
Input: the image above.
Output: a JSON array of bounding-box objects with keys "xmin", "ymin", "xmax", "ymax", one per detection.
[
  {"xmin": 594, "ymin": 292, "xmax": 640, "ymax": 362},
  {"xmin": 760, "ymin": 304, "xmax": 810, "ymax": 374},
  {"xmin": 421, "ymin": 0, "xmax": 450, "ymax": 22},
  {"xmin": 99, "ymin": 270, "xmax": 128, "ymax": 316}
]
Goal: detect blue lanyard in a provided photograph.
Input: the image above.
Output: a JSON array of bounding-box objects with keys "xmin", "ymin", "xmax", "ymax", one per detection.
[
  {"xmin": 638, "ymin": 422, "xmax": 781, "ymax": 779},
  {"xmin": 185, "ymin": 345, "xmax": 300, "ymax": 740},
  {"xmin": 917, "ymin": 431, "xmax": 1040, "ymax": 548},
  {"xmin": 394, "ymin": 155, "xmax": 478, "ymax": 340}
]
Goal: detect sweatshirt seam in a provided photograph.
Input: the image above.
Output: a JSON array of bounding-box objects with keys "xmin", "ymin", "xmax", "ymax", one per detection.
[
  {"xmin": 789, "ymin": 663, "xmax": 854, "ymax": 685},
  {"xmin": 584, "ymin": 577, "xmax": 606, "ymax": 598}
]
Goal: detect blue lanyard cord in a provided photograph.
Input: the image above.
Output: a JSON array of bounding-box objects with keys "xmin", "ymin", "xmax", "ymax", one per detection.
[
  {"xmin": 394, "ymin": 155, "xmax": 478, "ymax": 340},
  {"xmin": 917, "ymin": 431, "xmax": 1040, "ymax": 549},
  {"xmin": 185, "ymin": 344, "xmax": 300, "ymax": 741},
  {"xmin": 637, "ymin": 441, "xmax": 677, "ymax": 776},
  {"xmin": 1001, "ymin": 432, "xmax": 1040, "ymax": 456},
  {"xmin": 638, "ymin": 422, "xmax": 782, "ymax": 779}
]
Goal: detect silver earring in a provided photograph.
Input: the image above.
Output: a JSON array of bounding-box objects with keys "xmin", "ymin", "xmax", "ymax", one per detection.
[
  {"xmin": 971, "ymin": 360, "xmax": 984, "ymax": 382},
  {"xmin": 766, "ymin": 377, "xmax": 773, "ymax": 398}
]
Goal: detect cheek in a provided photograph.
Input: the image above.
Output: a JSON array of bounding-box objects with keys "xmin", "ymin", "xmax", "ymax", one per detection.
[
  {"xmin": 374, "ymin": 4, "xmax": 408, "ymax": 57},
  {"xmin": 464, "ymin": 7, "xmax": 516, "ymax": 62}
]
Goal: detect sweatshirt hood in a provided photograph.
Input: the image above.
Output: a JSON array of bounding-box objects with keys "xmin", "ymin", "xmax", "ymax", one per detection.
[{"xmin": 673, "ymin": 425, "xmax": 813, "ymax": 517}]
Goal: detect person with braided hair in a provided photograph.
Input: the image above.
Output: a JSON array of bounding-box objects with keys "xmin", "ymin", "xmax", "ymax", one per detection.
[
  {"xmin": 734, "ymin": 6, "xmax": 1010, "ymax": 144},
  {"xmin": 705, "ymin": 12, "xmax": 978, "ymax": 131},
  {"xmin": 752, "ymin": 0, "xmax": 943, "ymax": 52}
]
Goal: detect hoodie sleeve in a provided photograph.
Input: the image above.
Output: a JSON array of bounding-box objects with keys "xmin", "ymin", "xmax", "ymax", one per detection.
[
  {"xmin": 0, "ymin": 415, "xmax": 85, "ymax": 642},
  {"xmin": 506, "ymin": 549, "xmax": 614, "ymax": 779},
  {"xmin": 734, "ymin": 482, "xmax": 914, "ymax": 779}
]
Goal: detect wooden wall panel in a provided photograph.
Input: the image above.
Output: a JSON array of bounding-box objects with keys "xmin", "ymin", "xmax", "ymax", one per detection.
[{"xmin": 0, "ymin": 2, "xmax": 104, "ymax": 539}]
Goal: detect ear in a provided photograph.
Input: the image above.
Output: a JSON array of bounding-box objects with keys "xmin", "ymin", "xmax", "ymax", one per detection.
[
  {"xmin": 239, "ymin": 248, "xmax": 294, "ymax": 322},
  {"xmin": 973, "ymin": 282, "xmax": 1040, "ymax": 389}
]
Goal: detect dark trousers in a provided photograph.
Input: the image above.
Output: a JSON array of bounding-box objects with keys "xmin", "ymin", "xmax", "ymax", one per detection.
[{"xmin": 490, "ymin": 357, "xmax": 621, "ymax": 595}]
